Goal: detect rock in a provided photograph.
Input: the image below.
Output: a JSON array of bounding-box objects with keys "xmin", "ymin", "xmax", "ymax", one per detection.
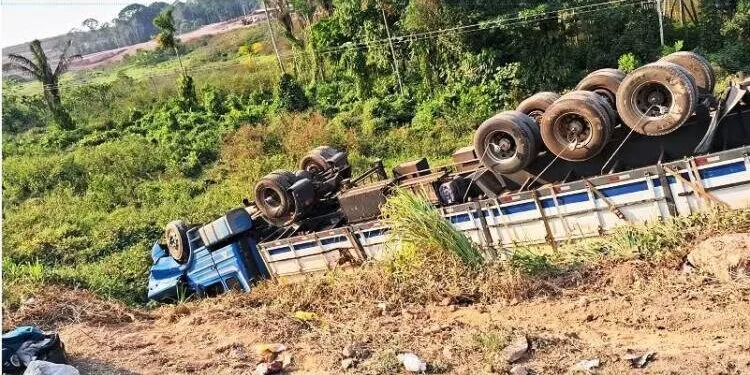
[
  {"xmin": 575, "ymin": 296, "xmax": 590, "ymax": 308},
  {"xmin": 501, "ymin": 334, "xmax": 529, "ymax": 363},
  {"xmin": 442, "ymin": 346, "xmax": 453, "ymax": 360},
  {"xmin": 342, "ymin": 342, "xmax": 369, "ymax": 359},
  {"xmin": 623, "ymin": 350, "xmax": 656, "ymax": 368},
  {"xmin": 687, "ymin": 234, "xmax": 750, "ymax": 281},
  {"xmin": 341, "ymin": 358, "xmax": 356, "ymax": 370},
  {"xmin": 397, "ymin": 352, "xmax": 427, "ymax": 372},
  {"xmin": 509, "ymin": 364, "xmax": 529, "ymax": 375},
  {"xmin": 571, "ymin": 358, "xmax": 600, "ymax": 373},
  {"xmin": 439, "ymin": 297, "xmax": 454, "ymax": 306},
  {"xmin": 232, "ymin": 345, "xmax": 247, "ymax": 360},
  {"xmin": 449, "ymin": 305, "xmax": 458, "ymax": 312}
]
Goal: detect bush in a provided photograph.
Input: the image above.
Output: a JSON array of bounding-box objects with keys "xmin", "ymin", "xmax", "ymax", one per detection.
[
  {"xmin": 618, "ymin": 53, "xmax": 641, "ymax": 73},
  {"xmin": 276, "ymin": 74, "xmax": 309, "ymax": 112}
]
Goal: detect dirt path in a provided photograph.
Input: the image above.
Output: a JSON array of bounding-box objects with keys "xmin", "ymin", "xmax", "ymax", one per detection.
[{"xmin": 54, "ymin": 263, "xmax": 750, "ymax": 375}]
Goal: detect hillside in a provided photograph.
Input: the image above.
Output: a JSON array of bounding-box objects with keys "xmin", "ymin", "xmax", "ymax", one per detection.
[
  {"xmin": 3, "ymin": 0, "xmax": 750, "ymax": 320},
  {"xmin": 2, "ymin": 0, "xmax": 261, "ymax": 78}
]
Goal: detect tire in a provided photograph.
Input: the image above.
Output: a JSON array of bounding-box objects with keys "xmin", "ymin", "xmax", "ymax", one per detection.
[
  {"xmin": 516, "ymin": 92, "xmax": 561, "ymax": 126},
  {"xmin": 575, "ymin": 68, "xmax": 626, "ymax": 107},
  {"xmin": 165, "ymin": 220, "xmax": 189, "ymax": 264},
  {"xmin": 563, "ymin": 90, "xmax": 618, "ymax": 128},
  {"xmin": 298, "ymin": 145, "xmax": 338, "ymax": 174},
  {"xmin": 473, "ymin": 111, "xmax": 538, "ymax": 174},
  {"xmin": 616, "ymin": 62, "xmax": 698, "ymax": 136},
  {"xmin": 660, "ymin": 51, "xmax": 715, "ymax": 95},
  {"xmin": 540, "ymin": 94, "xmax": 613, "ymax": 161},
  {"xmin": 254, "ymin": 170, "xmax": 297, "ymax": 223},
  {"xmin": 495, "ymin": 110, "xmax": 542, "ymax": 149}
]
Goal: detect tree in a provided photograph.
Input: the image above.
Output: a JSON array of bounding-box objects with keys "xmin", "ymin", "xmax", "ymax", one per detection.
[
  {"xmin": 154, "ymin": 8, "xmax": 187, "ymax": 75},
  {"xmin": 5, "ymin": 40, "xmax": 80, "ymax": 129},
  {"xmin": 82, "ymin": 18, "xmax": 100, "ymax": 31}
]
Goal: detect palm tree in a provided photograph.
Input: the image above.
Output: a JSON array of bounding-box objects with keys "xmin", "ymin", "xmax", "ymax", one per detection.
[
  {"xmin": 153, "ymin": 8, "xmax": 186, "ymax": 75},
  {"xmin": 6, "ymin": 39, "xmax": 81, "ymax": 129}
]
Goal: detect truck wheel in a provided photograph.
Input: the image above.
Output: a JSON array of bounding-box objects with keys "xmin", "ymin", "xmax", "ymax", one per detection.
[
  {"xmin": 563, "ymin": 90, "xmax": 618, "ymax": 128},
  {"xmin": 540, "ymin": 95, "xmax": 613, "ymax": 161},
  {"xmin": 516, "ymin": 92, "xmax": 561, "ymax": 126},
  {"xmin": 474, "ymin": 111, "xmax": 538, "ymax": 174},
  {"xmin": 575, "ymin": 68, "xmax": 626, "ymax": 107},
  {"xmin": 495, "ymin": 110, "xmax": 542, "ymax": 149},
  {"xmin": 165, "ymin": 220, "xmax": 189, "ymax": 264},
  {"xmin": 255, "ymin": 170, "xmax": 296, "ymax": 224},
  {"xmin": 616, "ymin": 62, "xmax": 698, "ymax": 136},
  {"xmin": 660, "ymin": 51, "xmax": 715, "ymax": 95},
  {"xmin": 298, "ymin": 146, "xmax": 337, "ymax": 174}
]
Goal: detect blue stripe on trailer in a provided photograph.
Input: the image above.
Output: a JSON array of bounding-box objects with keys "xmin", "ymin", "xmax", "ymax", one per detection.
[
  {"xmin": 293, "ymin": 241, "xmax": 316, "ymax": 250},
  {"xmin": 321, "ymin": 236, "xmax": 347, "ymax": 245},
  {"xmin": 600, "ymin": 180, "xmax": 649, "ymax": 197},
  {"xmin": 448, "ymin": 213, "xmax": 472, "ymax": 224},
  {"xmin": 268, "ymin": 246, "xmax": 291, "ymax": 256},
  {"xmin": 501, "ymin": 202, "xmax": 537, "ymax": 215},
  {"xmin": 699, "ymin": 161, "xmax": 746, "ymax": 179},
  {"xmin": 362, "ymin": 228, "xmax": 388, "ymax": 238},
  {"xmin": 497, "ymin": 161, "xmax": 747, "ymax": 216}
]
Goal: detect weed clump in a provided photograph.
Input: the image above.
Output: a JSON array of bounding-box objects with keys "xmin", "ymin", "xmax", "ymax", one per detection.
[{"xmin": 381, "ymin": 189, "xmax": 484, "ymax": 268}]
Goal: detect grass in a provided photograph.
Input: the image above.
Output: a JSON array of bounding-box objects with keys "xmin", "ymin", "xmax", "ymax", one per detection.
[{"xmin": 381, "ymin": 189, "xmax": 484, "ymax": 268}]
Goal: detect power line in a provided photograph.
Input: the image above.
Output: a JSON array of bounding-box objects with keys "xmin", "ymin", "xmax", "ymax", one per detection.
[{"xmin": 13, "ymin": 0, "xmax": 654, "ymax": 91}]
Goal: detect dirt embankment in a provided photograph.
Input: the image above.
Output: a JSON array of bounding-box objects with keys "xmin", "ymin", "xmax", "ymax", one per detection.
[{"xmin": 6, "ymin": 238, "xmax": 750, "ymax": 375}]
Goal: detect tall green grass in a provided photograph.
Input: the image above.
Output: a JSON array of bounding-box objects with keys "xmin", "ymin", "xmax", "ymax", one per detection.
[{"xmin": 380, "ymin": 189, "xmax": 484, "ymax": 267}]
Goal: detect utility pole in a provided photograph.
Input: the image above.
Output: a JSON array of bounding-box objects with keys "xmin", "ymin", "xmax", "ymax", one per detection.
[
  {"xmin": 655, "ymin": 0, "xmax": 665, "ymax": 47},
  {"xmin": 262, "ymin": 0, "xmax": 285, "ymax": 74},
  {"xmin": 379, "ymin": 0, "xmax": 404, "ymax": 95}
]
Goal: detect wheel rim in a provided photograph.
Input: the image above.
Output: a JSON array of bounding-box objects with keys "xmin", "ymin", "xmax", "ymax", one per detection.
[
  {"xmin": 632, "ymin": 81, "xmax": 673, "ymax": 118},
  {"xmin": 261, "ymin": 188, "xmax": 283, "ymax": 213},
  {"xmin": 167, "ymin": 230, "xmax": 183, "ymax": 259},
  {"xmin": 304, "ymin": 163, "xmax": 323, "ymax": 174},
  {"xmin": 553, "ymin": 112, "xmax": 592, "ymax": 148},
  {"xmin": 485, "ymin": 131, "xmax": 517, "ymax": 161},
  {"xmin": 593, "ymin": 89, "xmax": 615, "ymax": 107}
]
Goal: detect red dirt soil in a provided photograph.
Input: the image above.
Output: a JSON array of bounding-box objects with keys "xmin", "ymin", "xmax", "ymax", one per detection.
[{"xmin": 36, "ymin": 263, "xmax": 749, "ymax": 375}]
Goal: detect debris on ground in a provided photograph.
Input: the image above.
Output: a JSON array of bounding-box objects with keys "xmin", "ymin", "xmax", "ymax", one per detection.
[
  {"xmin": 253, "ymin": 343, "xmax": 290, "ymax": 375},
  {"xmin": 341, "ymin": 342, "xmax": 369, "ymax": 359},
  {"xmin": 341, "ymin": 357, "xmax": 356, "ymax": 370},
  {"xmin": 22, "ymin": 361, "xmax": 79, "ymax": 375},
  {"xmin": 571, "ymin": 358, "xmax": 600, "ymax": 373},
  {"xmin": 686, "ymin": 233, "xmax": 750, "ymax": 281},
  {"xmin": 623, "ymin": 350, "xmax": 656, "ymax": 368},
  {"xmin": 397, "ymin": 352, "xmax": 427, "ymax": 372},
  {"xmin": 502, "ymin": 334, "xmax": 530, "ymax": 363},
  {"xmin": 2, "ymin": 326, "xmax": 69, "ymax": 374}
]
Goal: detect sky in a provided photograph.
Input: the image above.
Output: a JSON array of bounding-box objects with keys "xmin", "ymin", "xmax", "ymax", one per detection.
[{"xmin": 2, "ymin": 1, "xmax": 149, "ymax": 48}]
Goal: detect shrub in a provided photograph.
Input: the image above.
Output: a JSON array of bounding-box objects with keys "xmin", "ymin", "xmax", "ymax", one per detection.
[
  {"xmin": 276, "ymin": 73, "xmax": 309, "ymax": 112},
  {"xmin": 618, "ymin": 52, "xmax": 641, "ymax": 73}
]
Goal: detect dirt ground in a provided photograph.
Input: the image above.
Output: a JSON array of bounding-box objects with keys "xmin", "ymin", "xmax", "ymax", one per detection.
[{"xmin": 35, "ymin": 260, "xmax": 747, "ymax": 375}]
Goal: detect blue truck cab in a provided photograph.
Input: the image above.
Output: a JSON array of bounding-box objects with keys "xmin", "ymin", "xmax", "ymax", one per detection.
[{"xmin": 148, "ymin": 207, "xmax": 270, "ymax": 301}]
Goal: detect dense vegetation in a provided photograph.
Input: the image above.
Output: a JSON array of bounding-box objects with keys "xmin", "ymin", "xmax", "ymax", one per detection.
[{"xmin": 3, "ymin": 0, "xmax": 750, "ymax": 308}]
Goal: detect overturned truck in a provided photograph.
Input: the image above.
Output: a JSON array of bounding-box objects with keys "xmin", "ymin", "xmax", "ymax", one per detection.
[{"xmin": 148, "ymin": 52, "xmax": 750, "ymax": 301}]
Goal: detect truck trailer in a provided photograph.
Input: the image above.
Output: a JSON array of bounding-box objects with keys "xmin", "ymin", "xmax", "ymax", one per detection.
[{"xmin": 148, "ymin": 52, "xmax": 750, "ymax": 302}]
